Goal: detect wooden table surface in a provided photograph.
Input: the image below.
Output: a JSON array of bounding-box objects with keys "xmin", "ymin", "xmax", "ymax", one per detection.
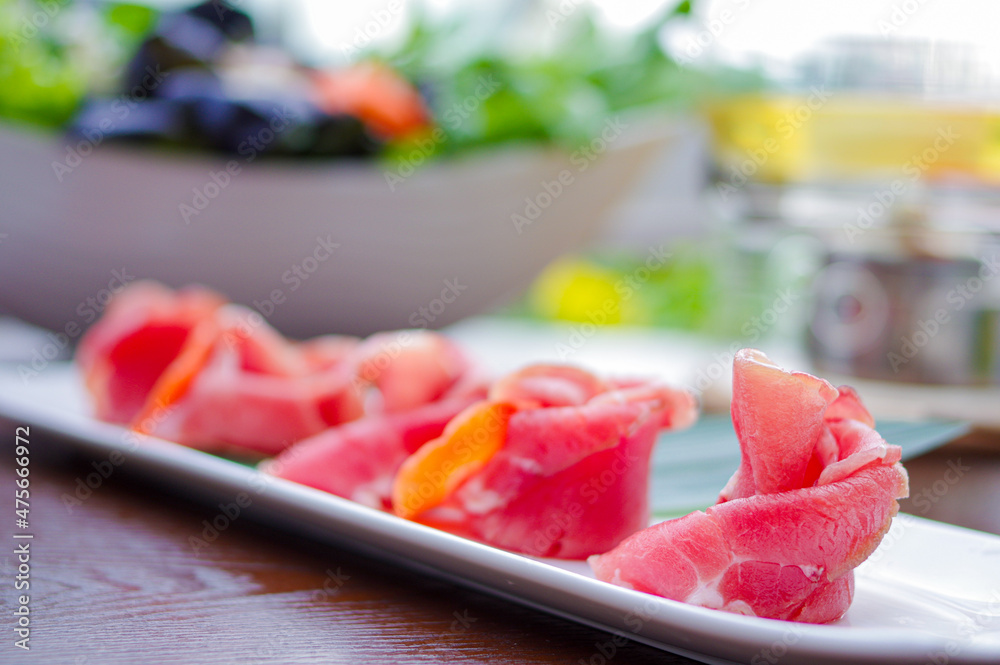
[{"xmin": 2, "ymin": 427, "xmax": 999, "ymax": 665}]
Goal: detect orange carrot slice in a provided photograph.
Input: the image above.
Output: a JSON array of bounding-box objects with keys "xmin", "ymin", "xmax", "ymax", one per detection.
[
  {"xmin": 392, "ymin": 401, "xmax": 517, "ymax": 519},
  {"xmin": 130, "ymin": 319, "xmax": 220, "ymax": 433}
]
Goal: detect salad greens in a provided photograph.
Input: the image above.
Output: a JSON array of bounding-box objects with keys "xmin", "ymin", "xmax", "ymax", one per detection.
[
  {"xmin": 380, "ymin": 1, "xmax": 702, "ymax": 156},
  {"xmin": 0, "ymin": 0, "xmax": 157, "ymax": 127},
  {"xmin": 1, "ymin": 0, "xmax": 753, "ymax": 162}
]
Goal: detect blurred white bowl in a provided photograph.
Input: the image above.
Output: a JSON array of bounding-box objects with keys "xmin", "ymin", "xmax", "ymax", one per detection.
[{"xmin": 0, "ymin": 120, "xmax": 671, "ymax": 338}]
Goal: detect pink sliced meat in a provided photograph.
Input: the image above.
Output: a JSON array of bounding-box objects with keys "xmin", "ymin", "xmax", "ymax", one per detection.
[
  {"xmin": 77, "ymin": 281, "xmax": 482, "ymax": 457},
  {"xmin": 261, "ymin": 394, "xmax": 484, "ymax": 509},
  {"xmin": 158, "ymin": 323, "xmax": 477, "ymax": 456},
  {"xmin": 351, "ymin": 331, "xmax": 475, "ymax": 413},
  {"xmin": 489, "ymin": 364, "xmax": 610, "ymax": 407},
  {"xmin": 76, "ymin": 281, "xmax": 225, "ymax": 424},
  {"xmin": 590, "ymin": 349, "xmax": 909, "ymax": 623},
  {"xmin": 139, "ymin": 307, "xmax": 365, "ymax": 455},
  {"xmin": 721, "ymin": 349, "xmax": 839, "ymax": 501},
  {"xmin": 402, "ymin": 365, "xmax": 699, "ymax": 559}
]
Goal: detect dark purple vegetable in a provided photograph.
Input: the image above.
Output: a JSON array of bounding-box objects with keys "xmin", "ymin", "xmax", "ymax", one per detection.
[{"xmin": 70, "ymin": 1, "xmax": 385, "ymax": 158}]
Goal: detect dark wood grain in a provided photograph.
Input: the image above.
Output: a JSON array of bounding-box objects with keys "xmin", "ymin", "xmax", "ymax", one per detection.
[
  {"xmin": 2, "ymin": 428, "xmax": 998, "ymax": 665},
  {"xmin": 897, "ymin": 435, "xmax": 1000, "ymax": 536}
]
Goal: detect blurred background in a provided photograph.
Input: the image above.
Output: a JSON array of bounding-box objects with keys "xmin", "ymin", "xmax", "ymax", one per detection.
[{"xmin": 2, "ymin": 0, "xmax": 1000, "ymax": 423}]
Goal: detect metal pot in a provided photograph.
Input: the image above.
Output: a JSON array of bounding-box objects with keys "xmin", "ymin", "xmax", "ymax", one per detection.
[{"xmin": 808, "ymin": 252, "xmax": 1000, "ymax": 385}]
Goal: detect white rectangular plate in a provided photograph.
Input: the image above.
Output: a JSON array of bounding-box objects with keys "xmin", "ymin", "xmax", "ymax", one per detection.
[{"xmin": 1, "ymin": 365, "xmax": 998, "ymax": 665}]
